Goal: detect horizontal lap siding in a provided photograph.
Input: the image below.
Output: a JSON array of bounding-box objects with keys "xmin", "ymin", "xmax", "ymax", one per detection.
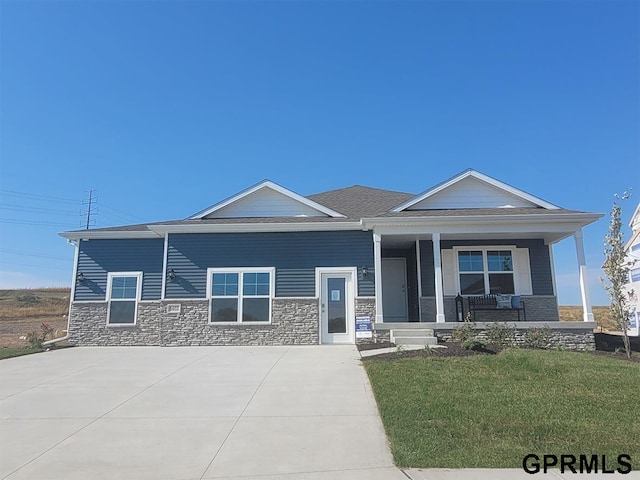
[
  {"xmin": 74, "ymin": 239, "xmax": 165, "ymax": 301},
  {"xmin": 165, "ymin": 231, "xmax": 374, "ymax": 298},
  {"xmin": 421, "ymin": 239, "xmax": 553, "ymax": 296}
]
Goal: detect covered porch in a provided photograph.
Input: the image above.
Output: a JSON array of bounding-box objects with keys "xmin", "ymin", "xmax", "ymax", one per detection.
[{"xmin": 368, "ymin": 218, "xmax": 598, "ymax": 326}]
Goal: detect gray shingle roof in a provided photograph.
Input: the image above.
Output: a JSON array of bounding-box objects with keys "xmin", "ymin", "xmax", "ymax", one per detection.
[
  {"xmin": 61, "ymin": 184, "xmax": 589, "ymax": 235},
  {"xmin": 307, "ymin": 185, "xmax": 414, "ymax": 219}
]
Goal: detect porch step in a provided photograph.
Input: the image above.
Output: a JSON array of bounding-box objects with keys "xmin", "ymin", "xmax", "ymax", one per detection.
[{"xmin": 390, "ymin": 329, "xmax": 437, "ymax": 347}]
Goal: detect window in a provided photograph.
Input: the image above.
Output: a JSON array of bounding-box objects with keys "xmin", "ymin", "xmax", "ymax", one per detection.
[
  {"xmin": 106, "ymin": 272, "xmax": 142, "ymax": 325},
  {"xmin": 207, "ymin": 268, "xmax": 273, "ymax": 323},
  {"xmin": 631, "ymin": 268, "xmax": 640, "ymax": 283},
  {"xmin": 457, "ymin": 249, "xmax": 515, "ymax": 295}
]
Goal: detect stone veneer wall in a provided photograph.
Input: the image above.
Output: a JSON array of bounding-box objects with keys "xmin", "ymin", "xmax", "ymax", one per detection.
[
  {"xmin": 354, "ymin": 297, "xmax": 385, "ymax": 344},
  {"xmin": 435, "ymin": 326, "xmax": 595, "ymax": 351},
  {"xmin": 69, "ymin": 298, "xmax": 319, "ymax": 346},
  {"xmin": 420, "ymin": 296, "xmax": 560, "ymax": 322}
]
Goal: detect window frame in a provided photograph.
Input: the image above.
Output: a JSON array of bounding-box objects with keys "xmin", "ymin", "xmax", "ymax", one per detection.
[
  {"xmin": 453, "ymin": 247, "xmax": 518, "ymax": 296},
  {"xmin": 105, "ymin": 271, "xmax": 143, "ymax": 326},
  {"xmin": 206, "ymin": 267, "xmax": 275, "ymax": 325}
]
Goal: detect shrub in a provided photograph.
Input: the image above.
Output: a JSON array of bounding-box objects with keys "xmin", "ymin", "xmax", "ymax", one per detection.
[
  {"xmin": 452, "ymin": 321, "xmax": 476, "ymax": 343},
  {"xmin": 485, "ymin": 322, "xmax": 516, "ymax": 347},
  {"xmin": 523, "ymin": 326, "xmax": 552, "ymax": 349},
  {"xmin": 462, "ymin": 338, "xmax": 488, "ymax": 351},
  {"xmin": 25, "ymin": 322, "xmax": 54, "ymax": 349}
]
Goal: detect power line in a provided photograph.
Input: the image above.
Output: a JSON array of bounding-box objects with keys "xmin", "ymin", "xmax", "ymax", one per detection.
[
  {"xmin": 0, "ymin": 204, "xmax": 80, "ymax": 216},
  {"xmin": 99, "ymin": 204, "xmax": 146, "ymax": 223},
  {"xmin": 0, "ymin": 218, "xmax": 80, "ymax": 227},
  {"xmin": 0, "ymin": 249, "xmax": 70, "ymax": 261},
  {"xmin": 0, "ymin": 189, "xmax": 79, "ymax": 205}
]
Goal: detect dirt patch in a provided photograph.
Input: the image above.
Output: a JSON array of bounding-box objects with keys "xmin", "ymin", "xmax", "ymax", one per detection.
[{"xmin": 0, "ymin": 317, "xmax": 68, "ymax": 348}]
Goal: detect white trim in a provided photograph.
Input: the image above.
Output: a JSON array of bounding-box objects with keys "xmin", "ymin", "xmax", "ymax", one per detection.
[
  {"xmin": 314, "ymin": 266, "xmax": 359, "ymax": 298},
  {"xmin": 548, "ymin": 244, "xmax": 558, "ymax": 297},
  {"xmin": 106, "ymin": 271, "xmax": 143, "ymax": 326},
  {"xmin": 59, "ymin": 230, "xmax": 161, "ymax": 240},
  {"xmin": 69, "ymin": 240, "xmax": 80, "ymax": 304},
  {"xmin": 574, "ymin": 230, "xmax": 595, "ymax": 322},
  {"xmin": 189, "ymin": 180, "xmax": 346, "ymax": 219},
  {"xmin": 373, "ymin": 233, "xmax": 384, "ymax": 324},
  {"xmin": 390, "ymin": 169, "xmax": 561, "ymax": 212},
  {"xmin": 452, "ymin": 246, "xmax": 522, "ymax": 296},
  {"xmin": 160, "ymin": 233, "xmax": 169, "ymax": 300},
  {"xmin": 433, "ymin": 233, "xmax": 446, "ymax": 322},
  {"xmin": 316, "ymin": 266, "xmax": 358, "ymax": 345},
  {"xmin": 206, "ymin": 267, "xmax": 275, "ymax": 324},
  {"xmin": 415, "ymin": 239, "xmax": 422, "ymax": 321}
]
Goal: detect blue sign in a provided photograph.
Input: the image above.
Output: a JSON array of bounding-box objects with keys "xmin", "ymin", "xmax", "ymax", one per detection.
[{"xmin": 355, "ymin": 316, "xmax": 372, "ymax": 338}]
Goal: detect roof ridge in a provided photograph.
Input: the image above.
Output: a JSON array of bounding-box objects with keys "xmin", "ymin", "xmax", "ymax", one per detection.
[{"xmin": 307, "ymin": 184, "xmax": 414, "ymax": 198}]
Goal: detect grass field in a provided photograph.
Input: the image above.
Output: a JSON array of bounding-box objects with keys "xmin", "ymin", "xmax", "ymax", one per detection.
[
  {"xmin": 0, "ymin": 288, "xmax": 70, "ymax": 348},
  {"xmin": 364, "ymin": 349, "xmax": 640, "ymax": 469},
  {"xmin": 559, "ymin": 305, "xmax": 614, "ymax": 330}
]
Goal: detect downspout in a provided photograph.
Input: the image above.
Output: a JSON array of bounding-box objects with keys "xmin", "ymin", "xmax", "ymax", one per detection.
[{"xmin": 43, "ymin": 238, "xmax": 78, "ymax": 347}]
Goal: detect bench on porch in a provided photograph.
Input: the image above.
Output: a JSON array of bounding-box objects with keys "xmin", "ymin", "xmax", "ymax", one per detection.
[{"xmin": 467, "ymin": 294, "xmax": 526, "ymax": 322}]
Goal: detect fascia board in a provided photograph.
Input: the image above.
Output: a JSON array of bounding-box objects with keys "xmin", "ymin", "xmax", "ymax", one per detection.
[
  {"xmin": 59, "ymin": 231, "xmax": 162, "ymax": 240},
  {"xmin": 391, "ymin": 169, "xmax": 561, "ymax": 212},
  {"xmin": 148, "ymin": 221, "xmax": 364, "ymax": 234},
  {"xmin": 362, "ymin": 213, "xmax": 603, "ymax": 230},
  {"xmin": 188, "ymin": 180, "xmax": 346, "ymax": 219}
]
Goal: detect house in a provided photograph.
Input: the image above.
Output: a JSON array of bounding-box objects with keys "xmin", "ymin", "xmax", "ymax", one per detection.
[
  {"xmin": 60, "ymin": 169, "xmax": 602, "ymax": 348},
  {"xmin": 624, "ymin": 202, "xmax": 640, "ymax": 336}
]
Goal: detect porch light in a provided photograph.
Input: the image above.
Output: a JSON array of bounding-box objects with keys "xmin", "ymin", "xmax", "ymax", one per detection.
[
  {"xmin": 167, "ymin": 268, "xmax": 176, "ymax": 282},
  {"xmin": 76, "ymin": 272, "xmax": 85, "ymax": 284},
  {"xmin": 361, "ymin": 266, "xmax": 368, "ymax": 278}
]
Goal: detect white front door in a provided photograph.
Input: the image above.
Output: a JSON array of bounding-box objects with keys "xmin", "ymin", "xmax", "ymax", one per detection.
[
  {"xmin": 382, "ymin": 258, "xmax": 409, "ymax": 322},
  {"xmin": 319, "ymin": 269, "xmax": 355, "ymax": 344}
]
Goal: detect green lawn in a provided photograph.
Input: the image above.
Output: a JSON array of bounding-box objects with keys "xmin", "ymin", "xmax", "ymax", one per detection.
[
  {"xmin": 364, "ymin": 349, "xmax": 640, "ymax": 468},
  {"xmin": 0, "ymin": 347, "xmax": 44, "ymax": 360}
]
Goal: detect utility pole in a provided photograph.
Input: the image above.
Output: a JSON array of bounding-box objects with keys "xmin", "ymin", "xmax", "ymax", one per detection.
[{"xmin": 82, "ymin": 190, "xmax": 97, "ymax": 229}]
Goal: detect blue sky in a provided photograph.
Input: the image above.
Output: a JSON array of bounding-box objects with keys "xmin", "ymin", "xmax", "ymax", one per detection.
[{"xmin": 1, "ymin": 1, "xmax": 638, "ymax": 305}]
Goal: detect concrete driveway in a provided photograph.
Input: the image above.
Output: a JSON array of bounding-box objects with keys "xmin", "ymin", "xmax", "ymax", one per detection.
[{"xmin": 0, "ymin": 346, "xmax": 405, "ymax": 480}]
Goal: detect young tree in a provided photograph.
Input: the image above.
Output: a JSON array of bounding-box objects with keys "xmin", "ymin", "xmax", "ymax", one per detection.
[{"xmin": 601, "ymin": 192, "xmax": 633, "ymax": 358}]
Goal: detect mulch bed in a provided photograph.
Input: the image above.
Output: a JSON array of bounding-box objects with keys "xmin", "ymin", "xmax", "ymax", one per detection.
[
  {"xmin": 363, "ymin": 342, "xmax": 503, "ymax": 361},
  {"xmin": 357, "ymin": 341, "xmax": 396, "ymax": 351}
]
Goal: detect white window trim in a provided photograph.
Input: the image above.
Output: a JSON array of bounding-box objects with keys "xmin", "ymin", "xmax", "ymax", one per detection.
[
  {"xmin": 453, "ymin": 246, "xmax": 519, "ymax": 295},
  {"xmin": 106, "ymin": 271, "xmax": 143, "ymax": 326},
  {"xmin": 206, "ymin": 267, "xmax": 275, "ymax": 325}
]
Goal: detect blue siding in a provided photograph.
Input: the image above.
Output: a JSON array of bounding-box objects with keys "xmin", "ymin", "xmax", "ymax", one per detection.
[
  {"xmin": 421, "ymin": 239, "xmax": 554, "ymax": 296},
  {"xmin": 74, "ymin": 239, "xmax": 165, "ymax": 301},
  {"xmin": 418, "ymin": 241, "xmax": 436, "ymax": 296},
  {"xmin": 165, "ymin": 231, "xmax": 374, "ymax": 298}
]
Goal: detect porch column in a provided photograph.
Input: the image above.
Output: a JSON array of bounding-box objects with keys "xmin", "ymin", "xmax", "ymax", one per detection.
[
  {"xmin": 432, "ymin": 232, "xmax": 446, "ymax": 323},
  {"xmin": 574, "ymin": 229, "xmax": 595, "ymax": 322},
  {"xmin": 373, "ymin": 232, "xmax": 384, "ymax": 323}
]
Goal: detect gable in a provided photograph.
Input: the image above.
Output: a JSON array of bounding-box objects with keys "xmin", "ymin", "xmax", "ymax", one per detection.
[
  {"xmin": 205, "ymin": 187, "xmax": 328, "ymax": 218},
  {"xmin": 408, "ymin": 176, "xmax": 539, "ymax": 210},
  {"xmin": 189, "ymin": 180, "xmax": 346, "ymax": 220},
  {"xmin": 392, "ymin": 169, "xmax": 559, "ymax": 212}
]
